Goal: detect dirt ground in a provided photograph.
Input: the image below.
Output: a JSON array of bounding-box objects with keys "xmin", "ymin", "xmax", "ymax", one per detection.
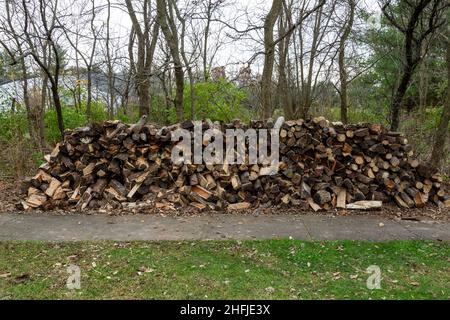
[{"xmin": 1, "ymin": 178, "xmax": 449, "ymax": 221}]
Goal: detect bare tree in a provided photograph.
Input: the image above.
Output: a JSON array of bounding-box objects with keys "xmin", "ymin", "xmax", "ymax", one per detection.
[
  {"xmin": 156, "ymin": 0, "xmax": 184, "ymax": 121},
  {"xmin": 60, "ymin": 0, "xmax": 99, "ymax": 120},
  {"xmin": 125, "ymin": 0, "xmax": 160, "ymax": 117},
  {"xmin": 337, "ymin": 0, "xmax": 356, "ymax": 124},
  {"xmin": 277, "ymin": 0, "xmax": 294, "ymax": 119},
  {"xmin": 0, "ymin": 1, "xmax": 36, "ymax": 145},
  {"xmin": 261, "ymin": 0, "xmax": 283, "ymax": 120},
  {"xmin": 105, "ymin": 0, "xmax": 114, "ymax": 119},
  {"xmin": 258, "ymin": 0, "xmax": 327, "ymax": 119},
  {"xmin": 21, "ymin": 0, "xmax": 66, "ymax": 138},
  {"xmin": 171, "ymin": 0, "xmax": 198, "ymax": 120},
  {"xmin": 381, "ymin": 0, "xmax": 448, "ymax": 131},
  {"xmin": 197, "ymin": 0, "xmax": 226, "ymax": 81},
  {"xmin": 298, "ymin": 0, "xmax": 336, "ymax": 119}
]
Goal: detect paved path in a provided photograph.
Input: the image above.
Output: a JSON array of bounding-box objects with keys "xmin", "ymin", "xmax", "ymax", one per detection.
[{"xmin": 0, "ymin": 213, "xmax": 449, "ymax": 241}]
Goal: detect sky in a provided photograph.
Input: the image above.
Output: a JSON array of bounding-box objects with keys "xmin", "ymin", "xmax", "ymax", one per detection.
[
  {"xmin": 99, "ymin": 0, "xmax": 382, "ymax": 75},
  {"xmin": 1, "ymin": 0, "xmax": 382, "ymax": 78}
]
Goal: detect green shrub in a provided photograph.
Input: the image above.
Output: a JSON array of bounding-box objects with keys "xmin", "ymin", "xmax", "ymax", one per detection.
[
  {"xmin": 0, "ymin": 109, "xmax": 29, "ymax": 141},
  {"xmin": 88, "ymin": 100, "xmax": 108, "ymax": 123},
  {"xmin": 166, "ymin": 79, "xmax": 253, "ymax": 123},
  {"xmin": 44, "ymin": 106, "xmax": 87, "ymax": 142},
  {"xmin": 32, "ymin": 150, "xmax": 45, "ymax": 167},
  {"xmin": 117, "ymin": 111, "xmax": 132, "ymax": 124},
  {"xmin": 44, "ymin": 100, "xmax": 109, "ymax": 143},
  {"xmin": 327, "ymin": 106, "xmax": 388, "ymax": 125}
]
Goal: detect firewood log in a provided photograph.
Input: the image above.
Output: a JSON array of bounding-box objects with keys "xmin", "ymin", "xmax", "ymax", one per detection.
[{"xmin": 21, "ymin": 117, "xmax": 448, "ymax": 211}]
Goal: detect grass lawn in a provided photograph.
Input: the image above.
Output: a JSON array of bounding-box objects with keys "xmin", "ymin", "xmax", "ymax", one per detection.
[{"xmin": 0, "ymin": 240, "xmax": 449, "ymax": 299}]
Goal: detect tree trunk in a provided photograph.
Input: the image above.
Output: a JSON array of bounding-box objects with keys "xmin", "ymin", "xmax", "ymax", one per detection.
[
  {"xmin": 278, "ymin": 8, "xmax": 293, "ymax": 119},
  {"xmin": 106, "ymin": 0, "xmax": 114, "ymax": 119},
  {"xmin": 390, "ymin": 63, "xmax": 415, "ymax": 131},
  {"xmin": 338, "ymin": 0, "xmax": 355, "ymax": 124},
  {"xmin": 172, "ymin": 0, "xmax": 194, "ymax": 119},
  {"xmin": 300, "ymin": 5, "xmax": 323, "ymax": 119},
  {"xmin": 137, "ymin": 74, "xmax": 151, "ymax": 116},
  {"xmin": 174, "ymin": 64, "xmax": 184, "ymax": 120},
  {"xmin": 20, "ymin": 58, "xmax": 35, "ymax": 143},
  {"xmin": 261, "ymin": 0, "xmax": 283, "ymax": 120},
  {"xmin": 418, "ymin": 41, "xmax": 428, "ymax": 113},
  {"xmin": 203, "ymin": 0, "xmax": 212, "ymax": 81},
  {"xmin": 125, "ymin": 0, "xmax": 152, "ymax": 117},
  {"xmin": 381, "ymin": 0, "xmax": 438, "ymax": 131},
  {"xmin": 39, "ymin": 75, "xmax": 48, "ymax": 148},
  {"xmin": 51, "ymin": 82, "xmax": 65, "ymax": 138},
  {"xmin": 51, "ymin": 82, "xmax": 63, "ymax": 137},
  {"xmin": 157, "ymin": 0, "xmax": 184, "ymax": 121},
  {"xmin": 86, "ymin": 67, "xmax": 92, "ymax": 121}
]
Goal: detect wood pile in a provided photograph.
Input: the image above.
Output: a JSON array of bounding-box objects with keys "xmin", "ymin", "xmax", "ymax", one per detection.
[{"xmin": 21, "ymin": 117, "xmax": 449, "ymax": 211}]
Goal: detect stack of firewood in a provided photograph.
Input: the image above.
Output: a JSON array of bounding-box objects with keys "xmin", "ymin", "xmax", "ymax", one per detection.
[{"xmin": 21, "ymin": 117, "xmax": 449, "ymax": 211}]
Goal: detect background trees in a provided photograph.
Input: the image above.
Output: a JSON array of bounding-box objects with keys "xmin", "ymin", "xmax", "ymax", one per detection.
[
  {"xmin": 0, "ymin": 0, "xmax": 448, "ymax": 176},
  {"xmin": 381, "ymin": 0, "xmax": 447, "ymax": 131}
]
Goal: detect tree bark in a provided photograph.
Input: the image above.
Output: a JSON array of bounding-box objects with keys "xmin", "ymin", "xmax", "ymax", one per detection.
[
  {"xmin": 157, "ymin": 0, "xmax": 184, "ymax": 121},
  {"xmin": 172, "ymin": 0, "xmax": 195, "ymax": 119},
  {"xmin": 278, "ymin": 4, "xmax": 293, "ymax": 119},
  {"xmin": 390, "ymin": 63, "xmax": 415, "ymax": 131},
  {"xmin": 203, "ymin": 0, "xmax": 212, "ymax": 81},
  {"xmin": 338, "ymin": 0, "xmax": 355, "ymax": 124},
  {"xmin": 106, "ymin": 0, "xmax": 114, "ymax": 119},
  {"xmin": 39, "ymin": 74, "xmax": 47, "ymax": 148}
]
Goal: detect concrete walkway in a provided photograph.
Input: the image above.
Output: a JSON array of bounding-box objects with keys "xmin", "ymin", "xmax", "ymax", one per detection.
[{"xmin": 0, "ymin": 213, "xmax": 449, "ymax": 241}]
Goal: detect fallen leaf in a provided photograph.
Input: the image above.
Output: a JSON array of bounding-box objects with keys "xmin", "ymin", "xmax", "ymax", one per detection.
[
  {"xmin": 265, "ymin": 286, "xmax": 275, "ymax": 293},
  {"xmin": 138, "ymin": 266, "xmax": 155, "ymax": 273}
]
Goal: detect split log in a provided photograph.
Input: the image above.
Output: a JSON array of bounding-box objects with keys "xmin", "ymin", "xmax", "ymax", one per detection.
[
  {"xmin": 227, "ymin": 202, "xmax": 251, "ymax": 210},
  {"xmin": 336, "ymin": 188, "xmax": 346, "ymax": 209},
  {"xmin": 21, "ymin": 117, "xmax": 448, "ymax": 211},
  {"xmin": 346, "ymin": 200, "xmax": 382, "ymax": 210}
]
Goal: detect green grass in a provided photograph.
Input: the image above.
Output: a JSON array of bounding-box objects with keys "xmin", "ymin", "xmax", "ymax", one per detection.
[{"xmin": 0, "ymin": 240, "xmax": 449, "ymax": 299}]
